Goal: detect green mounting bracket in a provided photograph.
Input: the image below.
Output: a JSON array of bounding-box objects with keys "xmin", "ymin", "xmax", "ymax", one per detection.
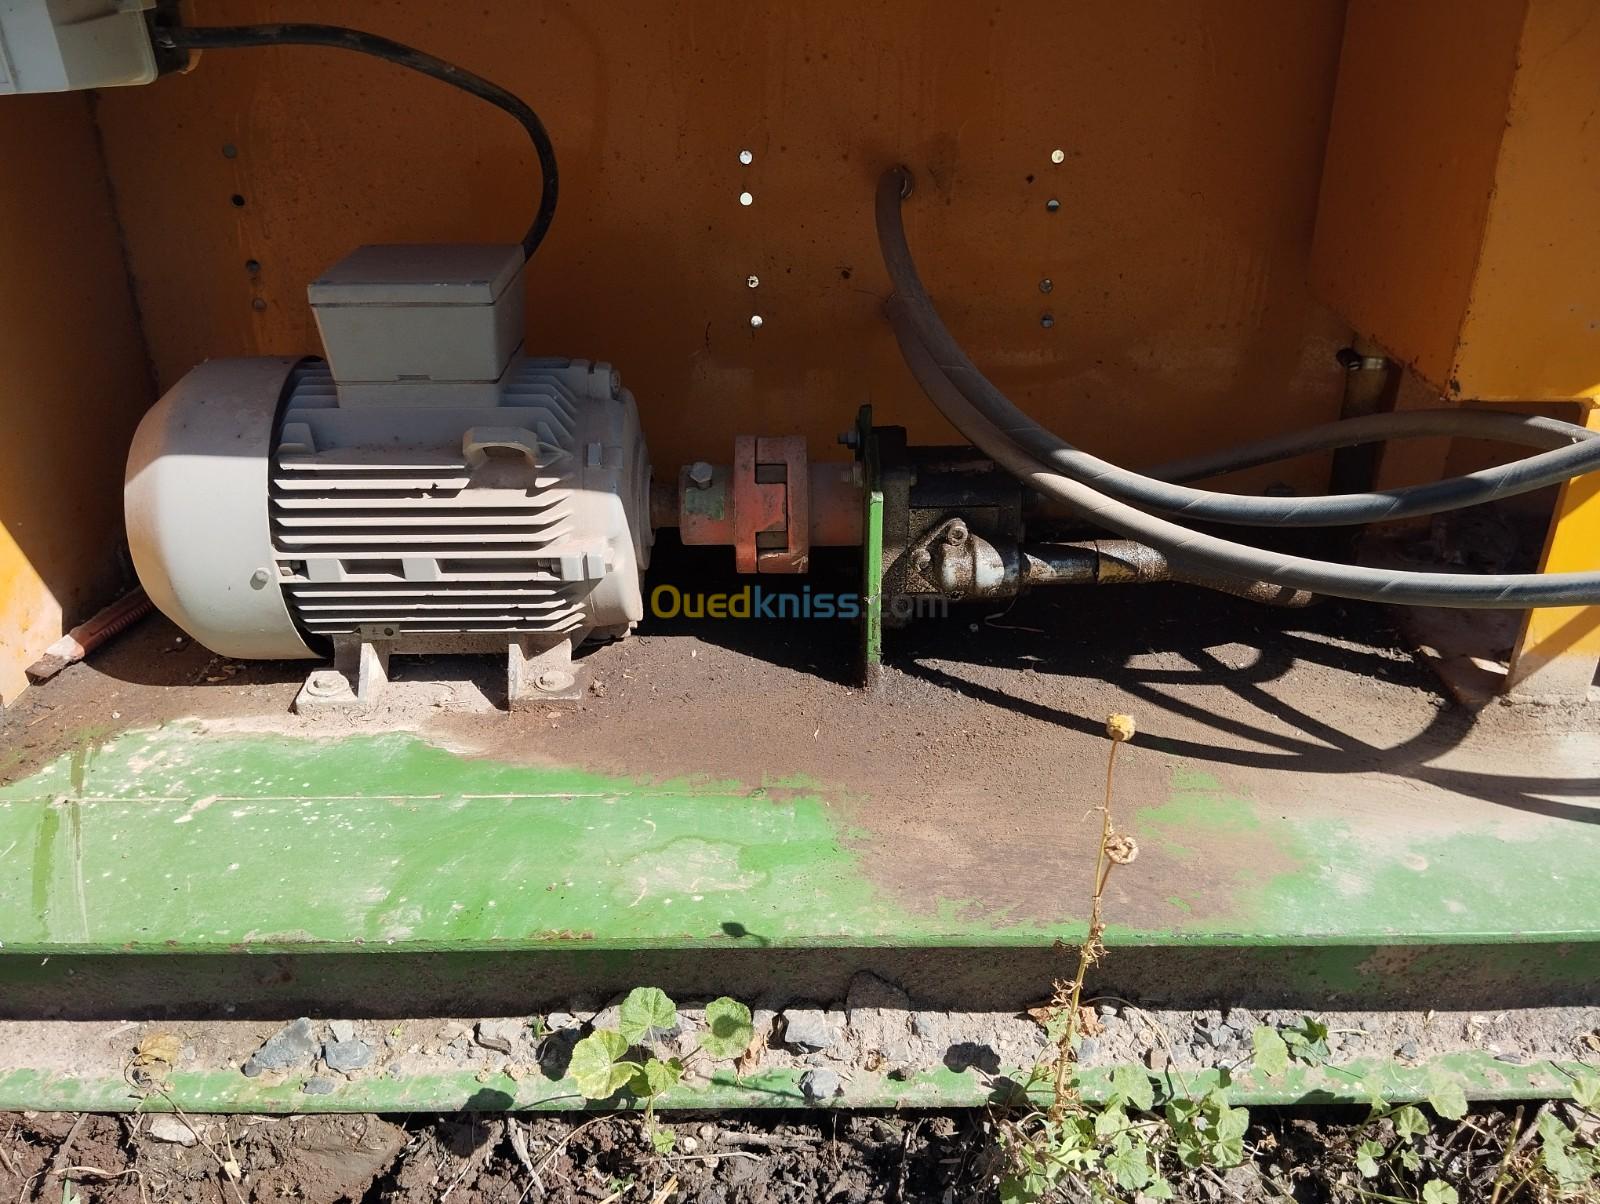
[{"xmin": 854, "ymin": 404, "xmax": 884, "ymax": 687}]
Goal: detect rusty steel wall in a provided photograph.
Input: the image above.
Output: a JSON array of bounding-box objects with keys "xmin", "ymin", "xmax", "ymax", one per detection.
[{"xmin": 92, "ymin": 0, "xmax": 1352, "ymax": 484}]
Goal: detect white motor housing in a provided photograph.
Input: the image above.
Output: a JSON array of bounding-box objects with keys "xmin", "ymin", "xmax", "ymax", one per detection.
[{"xmin": 125, "ymin": 244, "xmax": 653, "ymax": 682}]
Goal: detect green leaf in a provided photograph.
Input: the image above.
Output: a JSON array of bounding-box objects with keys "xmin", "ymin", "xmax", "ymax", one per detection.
[
  {"xmin": 1209, "ymin": 1136, "xmax": 1246, "ymax": 1168},
  {"xmin": 701, "ymin": 997, "xmax": 755, "ymax": 1060},
  {"xmin": 998, "ymin": 1172, "xmax": 1051, "ymax": 1204},
  {"xmin": 1355, "ymin": 1138, "xmax": 1385, "ymax": 1178},
  {"xmin": 1426, "ymin": 1070, "xmax": 1468, "ymax": 1121},
  {"xmin": 1392, "ymin": 1104, "xmax": 1430, "ymax": 1140},
  {"xmin": 650, "ymin": 1125, "xmax": 676, "ymax": 1155},
  {"xmin": 1166, "ymin": 1096, "xmax": 1201, "ymax": 1126},
  {"xmin": 640, "ymin": 1056, "xmax": 683, "ymax": 1096},
  {"xmin": 1252, "ymin": 1026, "xmax": 1289, "ymax": 1077},
  {"xmin": 1094, "ymin": 1101, "xmax": 1130, "ymax": 1140},
  {"xmin": 618, "ymin": 987, "xmax": 678, "ymax": 1044},
  {"xmin": 1108, "ymin": 1063, "xmax": 1155, "ymax": 1112},
  {"xmin": 1400, "ymin": 1148, "xmax": 1423, "ymax": 1173},
  {"xmin": 1144, "ymin": 1176, "xmax": 1174, "ymax": 1200},
  {"xmin": 568, "ymin": 1030, "xmax": 634, "ymax": 1099},
  {"xmin": 1572, "ymin": 1071, "xmax": 1600, "ymax": 1115},
  {"xmin": 1421, "ymin": 1180, "xmax": 1458, "ymax": 1204},
  {"xmin": 1213, "ymin": 1102, "xmax": 1250, "ymax": 1144},
  {"xmin": 1174, "ymin": 1132, "xmax": 1206, "ymax": 1169},
  {"xmin": 1282, "ymin": 1016, "xmax": 1331, "ymax": 1065},
  {"xmin": 1105, "ymin": 1134, "xmax": 1152, "ymax": 1191}
]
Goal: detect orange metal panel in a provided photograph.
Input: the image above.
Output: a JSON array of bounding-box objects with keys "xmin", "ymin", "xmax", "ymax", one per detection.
[
  {"xmin": 0, "ymin": 93, "xmax": 153, "ymax": 704},
  {"xmin": 92, "ymin": 0, "xmax": 1350, "ymax": 488},
  {"xmin": 1312, "ymin": 0, "xmax": 1600, "ymax": 402},
  {"xmin": 1452, "ymin": 0, "xmax": 1600, "ymax": 400},
  {"xmin": 1310, "ymin": 0, "xmax": 1524, "ymax": 394}
]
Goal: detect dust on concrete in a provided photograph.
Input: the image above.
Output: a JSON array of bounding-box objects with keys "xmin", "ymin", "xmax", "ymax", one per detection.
[{"xmin": 2, "ymin": 574, "xmax": 1595, "ymax": 935}]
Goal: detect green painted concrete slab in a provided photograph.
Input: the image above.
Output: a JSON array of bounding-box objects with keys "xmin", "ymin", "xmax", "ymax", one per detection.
[
  {"xmin": 2, "ymin": 725, "xmax": 1600, "ymax": 957},
  {"xmin": 0, "ymin": 1053, "xmax": 1587, "ymax": 1113}
]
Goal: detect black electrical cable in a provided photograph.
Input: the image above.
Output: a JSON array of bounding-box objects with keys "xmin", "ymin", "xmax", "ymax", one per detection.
[
  {"xmin": 155, "ymin": 23, "xmax": 557, "ymax": 260},
  {"xmin": 877, "ymin": 167, "xmax": 1600, "ymax": 528}
]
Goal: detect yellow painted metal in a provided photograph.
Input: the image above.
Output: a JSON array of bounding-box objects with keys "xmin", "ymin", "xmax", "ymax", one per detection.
[
  {"xmin": 1507, "ymin": 402, "xmax": 1600, "ymax": 698},
  {"xmin": 1452, "ymin": 0, "xmax": 1600, "ymax": 401},
  {"xmin": 1312, "ymin": 0, "xmax": 1600, "ymax": 402},
  {"xmin": 90, "ymin": 0, "xmax": 1352, "ymax": 489},
  {"xmin": 0, "ymin": 94, "xmax": 152, "ymax": 704}
]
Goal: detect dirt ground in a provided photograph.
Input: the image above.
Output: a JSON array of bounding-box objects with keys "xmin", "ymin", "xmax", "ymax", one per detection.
[{"xmin": 2, "ymin": 1101, "xmax": 1592, "ymax": 1204}]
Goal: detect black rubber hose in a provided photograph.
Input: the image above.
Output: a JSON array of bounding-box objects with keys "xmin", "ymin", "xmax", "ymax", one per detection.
[
  {"xmin": 156, "ymin": 23, "xmax": 558, "ymax": 260},
  {"xmin": 877, "ymin": 167, "xmax": 1600, "ymax": 527},
  {"xmin": 1148, "ymin": 409, "xmax": 1598, "ymax": 484},
  {"xmin": 888, "ymin": 300, "xmax": 1600, "ymax": 607}
]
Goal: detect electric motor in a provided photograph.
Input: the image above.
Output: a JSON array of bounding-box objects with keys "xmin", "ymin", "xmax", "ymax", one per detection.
[{"xmin": 125, "ymin": 244, "xmax": 653, "ymax": 687}]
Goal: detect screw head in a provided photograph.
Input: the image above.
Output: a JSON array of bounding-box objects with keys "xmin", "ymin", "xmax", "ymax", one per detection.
[
  {"xmin": 1045, "ymin": 198, "xmax": 1061, "ymax": 213},
  {"xmin": 535, "ymin": 669, "xmax": 575, "ymax": 693},
  {"xmin": 945, "ymin": 521, "xmax": 969, "ymax": 546},
  {"xmin": 1050, "ymin": 148, "xmax": 1065, "ymax": 164},
  {"xmin": 249, "ymin": 568, "xmax": 270, "ymax": 589},
  {"xmin": 1039, "ymin": 278, "xmax": 1053, "ymax": 294},
  {"xmin": 1040, "ymin": 313, "xmax": 1055, "ymax": 329},
  {"xmin": 688, "ymin": 460, "xmax": 715, "ymax": 489},
  {"xmin": 912, "ymin": 549, "xmax": 932, "ymax": 571},
  {"xmin": 746, "ymin": 274, "xmax": 760, "ymax": 288}
]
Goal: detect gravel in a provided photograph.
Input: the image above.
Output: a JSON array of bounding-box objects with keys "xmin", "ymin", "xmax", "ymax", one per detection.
[
  {"xmin": 799, "ymin": 1068, "xmax": 842, "ymax": 1101},
  {"xmin": 242, "ymin": 1017, "xmax": 318, "ymax": 1076},
  {"xmin": 781, "ymin": 1008, "xmax": 842, "ymax": 1053},
  {"xmin": 323, "ymin": 1039, "xmax": 374, "ymax": 1073}
]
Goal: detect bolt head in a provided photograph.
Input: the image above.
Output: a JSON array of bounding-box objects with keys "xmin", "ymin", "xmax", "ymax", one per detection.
[
  {"xmin": 688, "ymin": 461, "xmax": 715, "ymax": 489},
  {"xmin": 945, "ymin": 522, "xmax": 969, "ymax": 546},
  {"xmin": 306, "ymin": 670, "xmax": 344, "ymax": 697},
  {"xmin": 912, "ymin": 549, "xmax": 932, "ymax": 571},
  {"xmin": 535, "ymin": 669, "xmax": 575, "ymax": 693}
]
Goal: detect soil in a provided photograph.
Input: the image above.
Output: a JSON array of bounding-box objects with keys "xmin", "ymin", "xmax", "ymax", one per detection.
[{"xmin": 1, "ymin": 1101, "xmax": 1590, "ymax": 1203}]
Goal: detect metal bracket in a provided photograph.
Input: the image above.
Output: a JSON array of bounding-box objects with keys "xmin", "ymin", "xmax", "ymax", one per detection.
[
  {"xmin": 507, "ymin": 637, "xmax": 584, "ymax": 711},
  {"xmin": 853, "ymin": 406, "xmax": 884, "ymax": 687},
  {"xmin": 292, "ymin": 636, "xmax": 392, "ymax": 713}
]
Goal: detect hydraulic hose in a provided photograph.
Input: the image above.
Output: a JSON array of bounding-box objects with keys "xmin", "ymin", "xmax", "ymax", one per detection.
[
  {"xmin": 877, "ymin": 168, "xmax": 1600, "ymax": 527},
  {"xmin": 156, "ymin": 23, "xmax": 558, "ymax": 260},
  {"xmin": 889, "ymin": 301, "xmax": 1600, "ymax": 607},
  {"xmin": 1148, "ymin": 409, "xmax": 1598, "ymax": 484}
]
